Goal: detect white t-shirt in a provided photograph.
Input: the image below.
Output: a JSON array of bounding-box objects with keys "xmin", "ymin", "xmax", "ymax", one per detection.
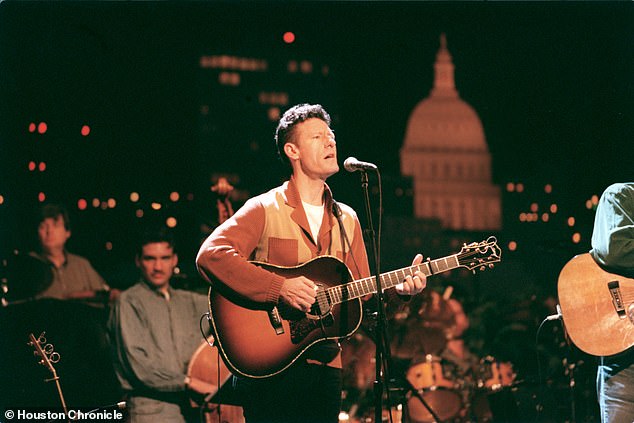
[{"xmin": 302, "ymin": 201, "xmax": 325, "ymax": 243}]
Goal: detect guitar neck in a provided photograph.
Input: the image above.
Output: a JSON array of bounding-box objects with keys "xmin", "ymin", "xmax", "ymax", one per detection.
[
  {"xmin": 29, "ymin": 333, "xmax": 69, "ymax": 416},
  {"xmin": 327, "ymin": 254, "xmax": 460, "ymax": 305}
]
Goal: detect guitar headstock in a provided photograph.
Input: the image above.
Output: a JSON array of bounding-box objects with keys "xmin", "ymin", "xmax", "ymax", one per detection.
[
  {"xmin": 28, "ymin": 332, "xmax": 60, "ymax": 378},
  {"xmin": 457, "ymin": 236, "xmax": 502, "ymax": 272}
]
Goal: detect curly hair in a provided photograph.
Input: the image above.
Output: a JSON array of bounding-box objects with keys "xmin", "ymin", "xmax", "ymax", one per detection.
[{"xmin": 274, "ymin": 103, "xmax": 331, "ymax": 167}]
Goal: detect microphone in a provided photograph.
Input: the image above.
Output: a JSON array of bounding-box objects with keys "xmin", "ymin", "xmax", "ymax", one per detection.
[
  {"xmin": 545, "ymin": 304, "xmax": 563, "ymax": 321},
  {"xmin": 343, "ymin": 157, "xmax": 377, "ymax": 172}
]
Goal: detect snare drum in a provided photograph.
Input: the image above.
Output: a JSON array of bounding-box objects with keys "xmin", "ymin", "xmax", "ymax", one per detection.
[{"xmin": 405, "ymin": 355, "xmax": 462, "ymax": 422}]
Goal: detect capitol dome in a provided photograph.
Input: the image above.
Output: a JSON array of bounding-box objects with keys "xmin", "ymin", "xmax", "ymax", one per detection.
[
  {"xmin": 404, "ymin": 97, "xmax": 488, "ymax": 152},
  {"xmin": 400, "ymin": 34, "xmax": 501, "ymax": 231},
  {"xmin": 403, "ymin": 33, "xmax": 488, "ymax": 153}
]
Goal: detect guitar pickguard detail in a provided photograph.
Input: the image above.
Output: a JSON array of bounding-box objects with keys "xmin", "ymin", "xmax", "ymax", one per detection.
[
  {"xmin": 608, "ymin": 280, "xmax": 626, "ymax": 318},
  {"xmin": 290, "ymin": 318, "xmax": 318, "ymax": 344}
]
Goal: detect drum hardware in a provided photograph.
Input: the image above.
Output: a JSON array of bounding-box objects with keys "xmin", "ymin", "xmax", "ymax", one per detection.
[{"xmin": 475, "ymin": 356, "xmax": 516, "ymax": 392}]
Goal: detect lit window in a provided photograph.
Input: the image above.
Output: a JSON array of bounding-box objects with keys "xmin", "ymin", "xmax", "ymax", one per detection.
[
  {"xmin": 268, "ymin": 107, "xmax": 281, "ymax": 121},
  {"xmin": 300, "ymin": 61, "xmax": 313, "ymax": 73},
  {"xmin": 218, "ymin": 72, "xmax": 240, "ymax": 86}
]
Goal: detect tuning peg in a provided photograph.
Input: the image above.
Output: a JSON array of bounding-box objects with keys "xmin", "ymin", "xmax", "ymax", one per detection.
[{"xmin": 488, "ymin": 264, "xmax": 494, "ymax": 269}]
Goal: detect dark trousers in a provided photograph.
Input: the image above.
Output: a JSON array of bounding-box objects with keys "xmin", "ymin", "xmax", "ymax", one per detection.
[{"xmin": 234, "ymin": 361, "xmax": 342, "ymax": 423}]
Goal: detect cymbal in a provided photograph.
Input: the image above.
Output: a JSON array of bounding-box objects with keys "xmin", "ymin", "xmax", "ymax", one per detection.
[{"xmin": 2, "ymin": 252, "xmax": 53, "ymax": 303}]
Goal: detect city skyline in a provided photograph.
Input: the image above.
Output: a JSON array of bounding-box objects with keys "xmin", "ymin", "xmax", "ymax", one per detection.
[{"xmin": 1, "ymin": 2, "xmax": 632, "ymax": 256}]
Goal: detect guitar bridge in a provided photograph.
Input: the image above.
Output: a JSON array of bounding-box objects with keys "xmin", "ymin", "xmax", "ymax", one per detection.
[
  {"xmin": 608, "ymin": 281, "xmax": 626, "ymax": 318},
  {"xmin": 268, "ymin": 307, "xmax": 285, "ymax": 335}
]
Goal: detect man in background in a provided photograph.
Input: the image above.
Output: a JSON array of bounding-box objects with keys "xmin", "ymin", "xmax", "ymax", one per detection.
[
  {"xmin": 109, "ymin": 228, "xmax": 216, "ymax": 422},
  {"xmin": 31, "ymin": 203, "xmax": 117, "ymax": 302}
]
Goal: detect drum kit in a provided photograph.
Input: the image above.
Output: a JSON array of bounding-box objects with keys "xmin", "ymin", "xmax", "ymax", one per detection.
[{"xmin": 341, "ymin": 290, "xmax": 520, "ymax": 423}]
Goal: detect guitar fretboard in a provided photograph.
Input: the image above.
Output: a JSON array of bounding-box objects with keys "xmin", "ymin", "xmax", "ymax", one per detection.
[{"xmin": 326, "ymin": 254, "xmax": 460, "ymax": 305}]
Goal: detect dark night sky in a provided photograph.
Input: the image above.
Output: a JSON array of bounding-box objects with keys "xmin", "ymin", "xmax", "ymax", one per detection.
[{"xmin": 1, "ymin": 1, "xmax": 633, "ymax": 253}]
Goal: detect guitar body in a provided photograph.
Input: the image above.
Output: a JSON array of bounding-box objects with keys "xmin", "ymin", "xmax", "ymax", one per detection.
[
  {"xmin": 558, "ymin": 253, "xmax": 634, "ymax": 356},
  {"xmin": 208, "ymin": 256, "xmax": 362, "ymax": 378}
]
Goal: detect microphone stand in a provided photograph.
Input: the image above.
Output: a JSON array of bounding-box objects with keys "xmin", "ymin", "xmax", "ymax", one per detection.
[
  {"xmin": 356, "ymin": 169, "xmax": 442, "ymax": 423},
  {"xmin": 356, "ymin": 169, "xmax": 391, "ymax": 423}
]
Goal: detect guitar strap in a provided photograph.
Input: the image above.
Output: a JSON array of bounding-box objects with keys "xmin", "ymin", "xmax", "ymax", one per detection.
[{"xmin": 332, "ymin": 200, "xmax": 362, "ymax": 278}]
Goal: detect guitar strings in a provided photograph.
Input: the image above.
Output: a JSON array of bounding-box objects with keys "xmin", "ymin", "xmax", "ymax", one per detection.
[{"xmin": 320, "ymin": 248, "xmax": 497, "ymax": 305}]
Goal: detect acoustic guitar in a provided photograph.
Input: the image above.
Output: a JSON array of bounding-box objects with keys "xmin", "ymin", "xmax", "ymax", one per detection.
[
  {"xmin": 208, "ymin": 237, "xmax": 501, "ymax": 379},
  {"xmin": 558, "ymin": 253, "xmax": 634, "ymax": 356}
]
